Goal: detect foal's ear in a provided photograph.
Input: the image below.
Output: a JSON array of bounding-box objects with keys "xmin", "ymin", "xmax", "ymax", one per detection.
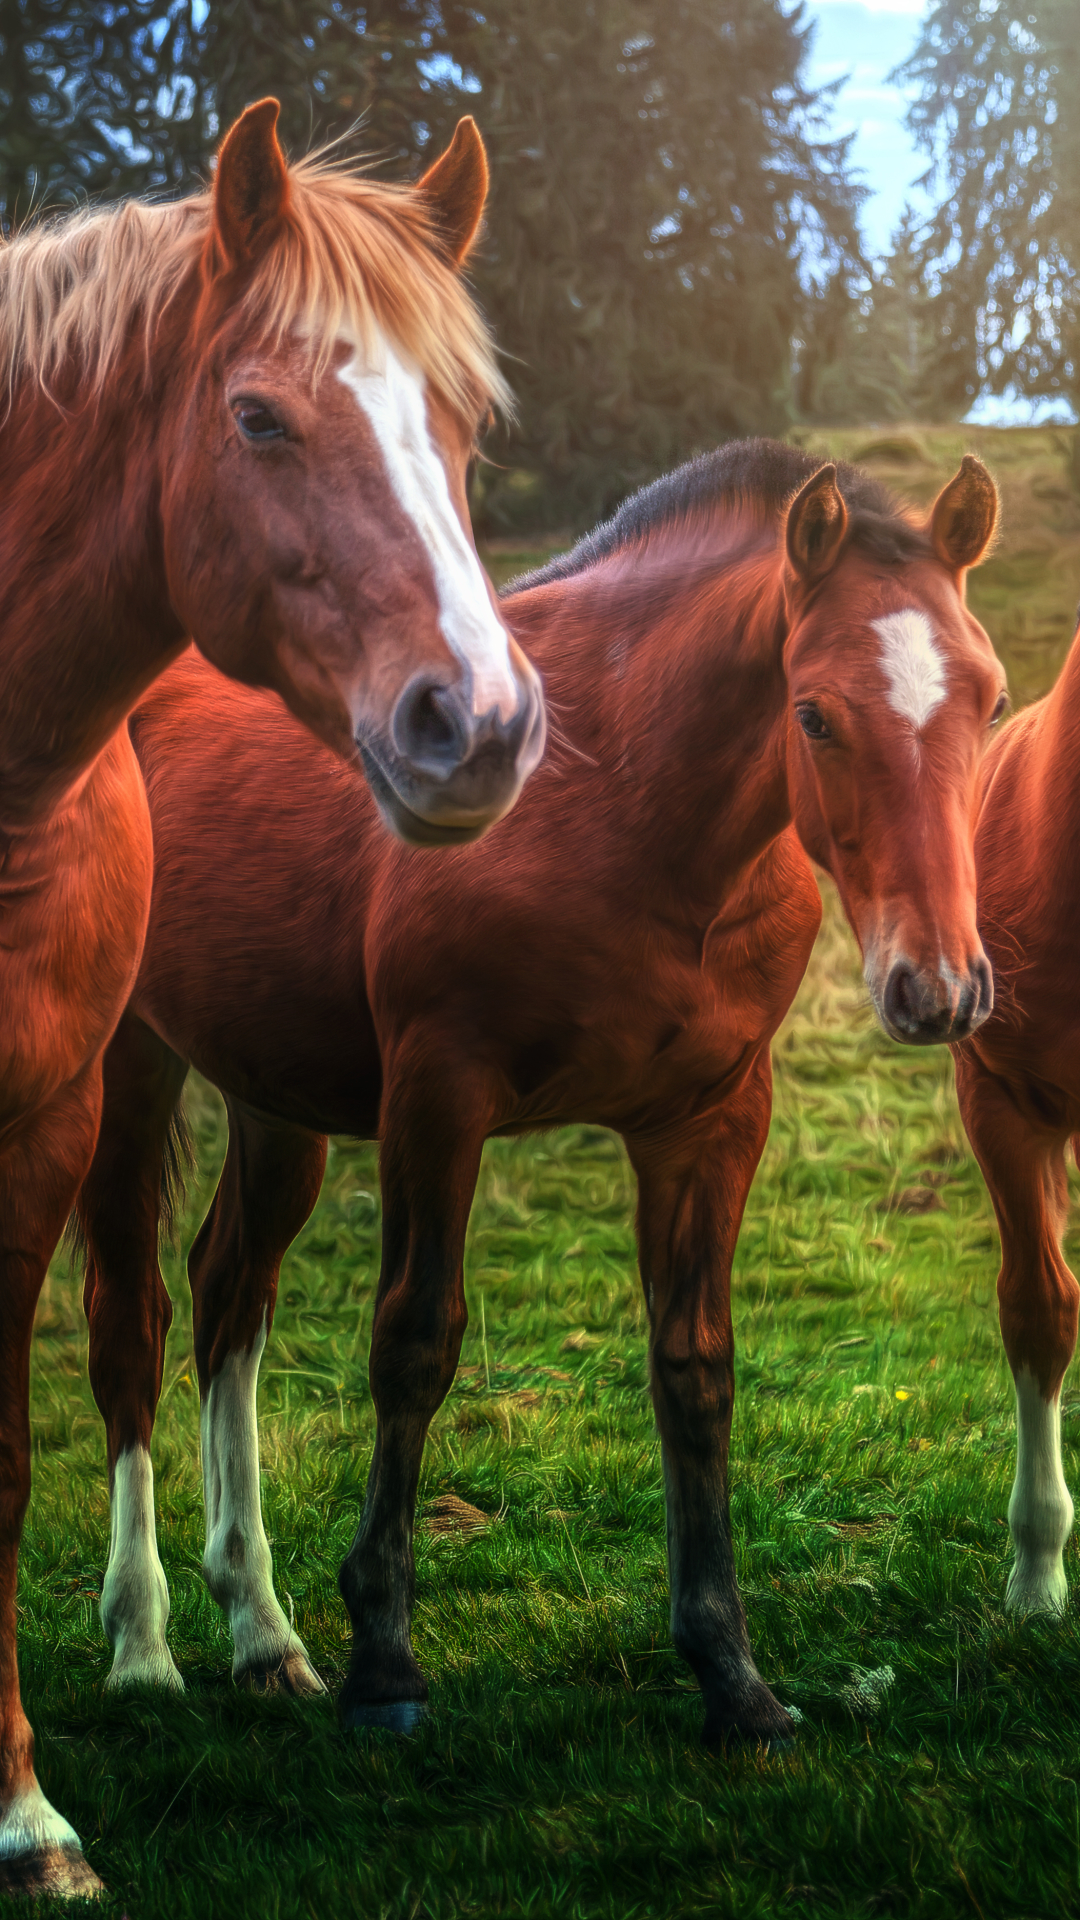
[
  {"xmin": 786, "ymin": 465, "xmax": 849, "ymax": 582},
  {"xmin": 929, "ymin": 455, "xmax": 999, "ymax": 571},
  {"xmin": 212, "ymin": 99, "xmax": 290, "ymax": 272},
  {"xmin": 417, "ymin": 117, "xmax": 489, "ymax": 264}
]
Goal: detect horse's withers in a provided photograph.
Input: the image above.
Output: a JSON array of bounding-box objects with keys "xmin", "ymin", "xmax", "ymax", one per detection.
[{"xmin": 783, "ymin": 458, "xmax": 1004, "ymax": 1045}]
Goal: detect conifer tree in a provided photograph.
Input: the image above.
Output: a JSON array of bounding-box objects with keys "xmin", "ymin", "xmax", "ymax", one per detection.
[
  {"xmin": 0, "ymin": 1, "xmax": 865, "ymax": 518},
  {"xmin": 0, "ymin": 0, "xmax": 206, "ymax": 226},
  {"xmin": 896, "ymin": 0, "xmax": 1079, "ymax": 412}
]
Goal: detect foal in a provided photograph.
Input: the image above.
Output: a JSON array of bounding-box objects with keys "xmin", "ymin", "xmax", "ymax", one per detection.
[
  {"xmin": 0, "ymin": 103, "xmax": 539, "ymax": 1896},
  {"xmin": 78, "ymin": 440, "xmax": 1004, "ymax": 1754},
  {"xmin": 952, "ymin": 607, "xmax": 1080, "ymax": 1615}
]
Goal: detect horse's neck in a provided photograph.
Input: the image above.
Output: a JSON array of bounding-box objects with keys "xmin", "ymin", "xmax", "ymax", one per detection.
[
  {"xmin": 1013, "ymin": 628, "xmax": 1080, "ymax": 861},
  {"xmin": 0, "ymin": 387, "xmax": 184, "ymax": 830},
  {"xmin": 518, "ymin": 541, "xmax": 792, "ymax": 917}
]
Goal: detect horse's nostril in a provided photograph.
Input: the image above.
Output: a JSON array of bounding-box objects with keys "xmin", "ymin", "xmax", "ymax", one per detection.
[
  {"xmin": 883, "ymin": 954, "xmax": 994, "ymax": 1043},
  {"xmin": 409, "ymin": 688, "xmax": 457, "ymax": 755},
  {"xmin": 975, "ymin": 956, "xmax": 994, "ymax": 1021},
  {"xmin": 883, "ymin": 963, "xmax": 917, "ymax": 1035},
  {"xmin": 391, "ymin": 676, "xmax": 469, "ymax": 776}
]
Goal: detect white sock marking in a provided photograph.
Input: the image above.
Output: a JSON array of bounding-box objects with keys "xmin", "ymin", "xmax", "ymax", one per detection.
[
  {"xmin": 0, "ymin": 1782, "xmax": 81, "ymax": 1861},
  {"xmin": 201, "ymin": 1316, "xmax": 322, "ymax": 1688},
  {"xmin": 101, "ymin": 1446, "xmax": 182, "ymax": 1690},
  {"xmin": 1006, "ymin": 1366, "xmax": 1073, "ymax": 1614},
  {"xmin": 873, "ymin": 609, "xmax": 947, "ymax": 729},
  {"xmin": 338, "ymin": 335, "xmax": 519, "ymax": 722}
]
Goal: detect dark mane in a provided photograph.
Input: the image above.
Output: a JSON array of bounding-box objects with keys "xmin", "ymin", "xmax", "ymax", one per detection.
[{"xmin": 506, "ymin": 437, "xmax": 930, "ymax": 594}]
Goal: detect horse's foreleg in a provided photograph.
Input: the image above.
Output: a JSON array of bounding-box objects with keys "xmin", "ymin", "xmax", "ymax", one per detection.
[
  {"xmin": 78, "ymin": 1011, "xmax": 188, "ymax": 1691},
  {"xmin": 190, "ymin": 1104, "xmax": 327, "ymax": 1693},
  {"xmin": 626, "ymin": 1052, "xmax": 793, "ymax": 1749},
  {"xmin": 955, "ymin": 1046, "xmax": 1079, "ymax": 1614},
  {"xmin": 338, "ymin": 1063, "xmax": 488, "ymax": 1730},
  {"xmin": 0, "ymin": 1068, "xmax": 105, "ymax": 1897}
]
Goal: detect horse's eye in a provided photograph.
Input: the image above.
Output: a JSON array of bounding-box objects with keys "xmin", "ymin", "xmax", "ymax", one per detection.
[
  {"xmin": 795, "ymin": 702, "xmax": 831, "ymax": 740},
  {"xmin": 234, "ymin": 401, "xmax": 285, "ymax": 442},
  {"xmin": 990, "ymin": 691, "xmax": 1010, "ymax": 725}
]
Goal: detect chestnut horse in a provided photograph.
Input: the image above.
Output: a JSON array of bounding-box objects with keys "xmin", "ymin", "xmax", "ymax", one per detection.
[
  {"xmin": 0, "ymin": 103, "xmax": 541, "ymax": 1897},
  {"xmin": 950, "ymin": 608, "xmax": 1080, "ymax": 1617},
  {"xmin": 77, "ymin": 440, "xmax": 1004, "ymax": 1764}
]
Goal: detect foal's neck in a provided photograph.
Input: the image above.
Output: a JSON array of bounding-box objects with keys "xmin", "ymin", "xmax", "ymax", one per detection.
[
  {"xmin": 0, "ymin": 382, "xmax": 184, "ymax": 830},
  {"xmin": 516, "ymin": 526, "xmax": 793, "ymax": 921}
]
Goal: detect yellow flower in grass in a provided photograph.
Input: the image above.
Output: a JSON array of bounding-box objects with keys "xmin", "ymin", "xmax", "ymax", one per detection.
[{"xmin": 895, "ymin": 1389, "xmax": 911, "ymax": 1401}]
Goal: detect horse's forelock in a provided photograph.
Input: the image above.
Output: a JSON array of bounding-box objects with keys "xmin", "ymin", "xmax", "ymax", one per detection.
[{"xmin": 0, "ymin": 151, "xmax": 510, "ymax": 427}]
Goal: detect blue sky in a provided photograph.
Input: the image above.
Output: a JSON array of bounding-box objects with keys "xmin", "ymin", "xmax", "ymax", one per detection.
[
  {"xmin": 804, "ymin": 0, "xmax": 930, "ymax": 260},
  {"xmin": 804, "ymin": 0, "xmax": 1074, "ymax": 421}
]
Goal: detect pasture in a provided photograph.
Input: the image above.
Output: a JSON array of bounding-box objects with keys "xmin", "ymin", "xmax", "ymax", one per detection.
[{"xmin": 22, "ymin": 424, "xmax": 1080, "ymax": 1916}]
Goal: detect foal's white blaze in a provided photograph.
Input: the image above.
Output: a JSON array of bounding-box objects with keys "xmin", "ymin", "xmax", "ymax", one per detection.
[
  {"xmin": 101, "ymin": 1446, "xmax": 182, "ymax": 1691},
  {"xmin": 873, "ymin": 609, "xmax": 947, "ymax": 730},
  {"xmin": 201, "ymin": 1315, "xmax": 324, "ymax": 1690},
  {"xmin": 338, "ymin": 335, "xmax": 518, "ymax": 722},
  {"xmin": 1006, "ymin": 1366, "xmax": 1073, "ymax": 1615},
  {"xmin": 0, "ymin": 1781, "xmax": 81, "ymax": 1862}
]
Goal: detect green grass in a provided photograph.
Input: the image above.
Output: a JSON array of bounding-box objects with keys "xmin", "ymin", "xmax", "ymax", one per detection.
[{"xmin": 20, "ymin": 425, "xmax": 1080, "ymax": 1916}]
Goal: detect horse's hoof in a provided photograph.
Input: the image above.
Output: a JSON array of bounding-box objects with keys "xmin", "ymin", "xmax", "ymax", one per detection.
[
  {"xmin": 703, "ymin": 1694, "xmax": 800, "ymax": 1755},
  {"xmin": 343, "ymin": 1700, "xmax": 428, "ymax": 1734},
  {"xmin": 236, "ymin": 1645, "xmax": 326, "ymax": 1697},
  {"xmin": 0, "ymin": 1842, "xmax": 105, "ymax": 1899},
  {"xmin": 105, "ymin": 1649, "xmax": 185, "ymax": 1694}
]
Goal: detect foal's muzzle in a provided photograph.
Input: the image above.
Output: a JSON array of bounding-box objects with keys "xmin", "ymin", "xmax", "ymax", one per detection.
[
  {"xmin": 360, "ymin": 662, "xmax": 546, "ymax": 847},
  {"xmin": 876, "ymin": 954, "xmax": 994, "ymax": 1046}
]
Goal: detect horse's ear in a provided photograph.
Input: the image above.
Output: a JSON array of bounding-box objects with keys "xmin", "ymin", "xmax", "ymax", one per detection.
[
  {"xmin": 786, "ymin": 465, "xmax": 848, "ymax": 582},
  {"xmin": 929, "ymin": 455, "xmax": 998, "ymax": 571},
  {"xmin": 417, "ymin": 117, "xmax": 489, "ymax": 264},
  {"xmin": 212, "ymin": 99, "xmax": 290, "ymax": 272}
]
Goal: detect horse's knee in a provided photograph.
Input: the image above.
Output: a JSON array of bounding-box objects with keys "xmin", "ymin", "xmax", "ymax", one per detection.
[
  {"xmin": 369, "ymin": 1275, "xmax": 467, "ymax": 1407},
  {"xmin": 999, "ymin": 1253, "xmax": 1080, "ymax": 1397},
  {"xmin": 650, "ymin": 1331, "xmax": 733, "ymax": 1455}
]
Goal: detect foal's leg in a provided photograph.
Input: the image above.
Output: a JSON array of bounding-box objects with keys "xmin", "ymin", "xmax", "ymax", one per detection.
[
  {"xmin": 338, "ymin": 1065, "xmax": 488, "ymax": 1729},
  {"xmin": 0, "ymin": 1068, "xmax": 104, "ymax": 1897},
  {"xmin": 625, "ymin": 1052, "xmax": 794, "ymax": 1748},
  {"xmin": 78, "ymin": 1011, "xmax": 189, "ymax": 1690},
  {"xmin": 955, "ymin": 1047, "xmax": 1079, "ymax": 1613},
  {"xmin": 190, "ymin": 1103, "xmax": 328, "ymax": 1692}
]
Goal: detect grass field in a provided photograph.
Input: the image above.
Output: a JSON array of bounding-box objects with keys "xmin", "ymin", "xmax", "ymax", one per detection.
[{"xmin": 19, "ymin": 426, "xmax": 1080, "ymax": 1916}]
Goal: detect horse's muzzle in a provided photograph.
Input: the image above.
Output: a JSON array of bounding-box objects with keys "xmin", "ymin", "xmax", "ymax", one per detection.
[
  {"xmin": 876, "ymin": 953, "xmax": 994, "ymax": 1046},
  {"xmin": 360, "ymin": 663, "xmax": 546, "ymax": 847}
]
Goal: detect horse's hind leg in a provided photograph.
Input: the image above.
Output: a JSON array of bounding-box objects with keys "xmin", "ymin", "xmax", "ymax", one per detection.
[
  {"xmin": 78, "ymin": 1010, "xmax": 189, "ymax": 1690},
  {"xmin": 626, "ymin": 1052, "xmax": 794, "ymax": 1749},
  {"xmin": 0, "ymin": 1068, "xmax": 104, "ymax": 1897},
  {"xmin": 955, "ymin": 1046, "xmax": 1079, "ymax": 1613},
  {"xmin": 190, "ymin": 1103, "xmax": 328, "ymax": 1693}
]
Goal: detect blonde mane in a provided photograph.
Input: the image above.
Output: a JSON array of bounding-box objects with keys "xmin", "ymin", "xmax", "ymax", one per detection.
[{"xmin": 0, "ymin": 151, "xmax": 512, "ymax": 421}]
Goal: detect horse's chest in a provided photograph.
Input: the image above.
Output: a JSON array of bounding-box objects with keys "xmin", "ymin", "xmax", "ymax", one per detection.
[
  {"xmin": 0, "ymin": 739, "xmax": 152, "ymax": 1123},
  {"xmin": 504, "ymin": 969, "xmax": 747, "ymax": 1133}
]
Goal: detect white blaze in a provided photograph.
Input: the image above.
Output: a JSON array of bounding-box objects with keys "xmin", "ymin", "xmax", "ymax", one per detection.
[
  {"xmin": 338, "ymin": 335, "xmax": 519, "ymax": 722},
  {"xmin": 201, "ymin": 1315, "xmax": 322, "ymax": 1688},
  {"xmin": 1006, "ymin": 1366, "xmax": 1073, "ymax": 1615},
  {"xmin": 873, "ymin": 609, "xmax": 947, "ymax": 729},
  {"xmin": 101, "ymin": 1446, "xmax": 182, "ymax": 1691}
]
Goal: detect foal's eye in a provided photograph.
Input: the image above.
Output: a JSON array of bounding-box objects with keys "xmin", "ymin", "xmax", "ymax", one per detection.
[
  {"xmin": 233, "ymin": 401, "xmax": 286, "ymax": 443},
  {"xmin": 990, "ymin": 691, "xmax": 1010, "ymax": 725},
  {"xmin": 795, "ymin": 702, "xmax": 831, "ymax": 740}
]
